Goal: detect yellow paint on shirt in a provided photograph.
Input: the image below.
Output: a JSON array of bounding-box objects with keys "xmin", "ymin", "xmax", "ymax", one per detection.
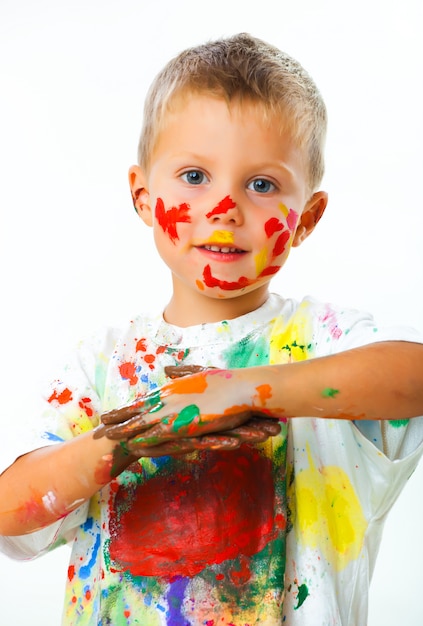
[
  {"xmin": 290, "ymin": 445, "xmax": 367, "ymax": 570},
  {"xmin": 269, "ymin": 301, "xmax": 314, "ymax": 363}
]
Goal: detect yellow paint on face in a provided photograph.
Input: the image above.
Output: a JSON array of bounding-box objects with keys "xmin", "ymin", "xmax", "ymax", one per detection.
[
  {"xmin": 290, "ymin": 445, "xmax": 367, "ymax": 570},
  {"xmin": 206, "ymin": 230, "xmax": 235, "ymax": 244},
  {"xmin": 254, "ymin": 247, "xmax": 268, "ymax": 276},
  {"xmin": 278, "ymin": 203, "xmax": 289, "ymax": 218}
]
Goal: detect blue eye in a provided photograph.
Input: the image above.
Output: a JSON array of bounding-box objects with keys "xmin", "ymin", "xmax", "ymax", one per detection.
[
  {"xmin": 181, "ymin": 170, "xmax": 208, "ymax": 185},
  {"xmin": 248, "ymin": 178, "xmax": 275, "ymax": 193}
]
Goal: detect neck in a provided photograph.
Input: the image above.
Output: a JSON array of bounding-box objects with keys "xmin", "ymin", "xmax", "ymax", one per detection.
[{"xmin": 163, "ymin": 283, "xmax": 270, "ymax": 327}]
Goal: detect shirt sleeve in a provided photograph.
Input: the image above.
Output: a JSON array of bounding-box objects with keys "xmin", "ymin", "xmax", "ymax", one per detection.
[
  {"xmin": 0, "ymin": 328, "xmax": 114, "ymax": 560},
  {"xmin": 309, "ymin": 298, "xmax": 423, "ymax": 460}
]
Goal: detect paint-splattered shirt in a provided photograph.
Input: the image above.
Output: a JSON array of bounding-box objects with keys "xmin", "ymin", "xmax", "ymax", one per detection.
[{"xmin": 2, "ymin": 294, "xmax": 423, "ymax": 626}]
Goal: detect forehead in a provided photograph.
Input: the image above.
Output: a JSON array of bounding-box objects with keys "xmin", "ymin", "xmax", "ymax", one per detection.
[
  {"xmin": 148, "ymin": 94, "xmax": 309, "ymax": 196},
  {"xmin": 163, "ymin": 90, "xmax": 283, "ymax": 131},
  {"xmin": 154, "ymin": 91, "xmax": 301, "ymax": 154}
]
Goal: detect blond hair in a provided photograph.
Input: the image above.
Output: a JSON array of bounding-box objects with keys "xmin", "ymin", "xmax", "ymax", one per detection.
[{"xmin": 138, "ymin": 33, "xmax": 327, "ymax": 191}]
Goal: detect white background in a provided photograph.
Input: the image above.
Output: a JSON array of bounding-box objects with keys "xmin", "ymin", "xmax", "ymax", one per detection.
[{"xmin": 1, "ymin": 0, "xmax": 422, "ymax": 623}]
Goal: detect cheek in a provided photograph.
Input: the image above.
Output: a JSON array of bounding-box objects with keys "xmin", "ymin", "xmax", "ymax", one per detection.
[
  {"xmin": 278, "ymin": 203, "xmax": 300, "ymax": 234},
  {"xmin": 254, "ymin": 208, "xmax": 298, "ymax": 277},
  {"xmin": 155, "ymin": 197, "xmax": 192, "ymax": 244}
]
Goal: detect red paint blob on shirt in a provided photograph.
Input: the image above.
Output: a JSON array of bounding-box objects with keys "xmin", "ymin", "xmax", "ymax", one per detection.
[
  {"xmin": 155, "ymin": 198, "xmax": 191, "ymax": 243},
  {"xmin": 205, "ymin": 195, "xmax": 236, "ymax": 219},
  {"xmin": 119, "ymin": 362, "xmax": 138, "ymax": 386},
  {"xmin": 68, "ymin": 565, "xmax": 75, "ymax": 582},
  {"xmin": 135, "ymin": 338, "xmax": 147, "ymax": 352},
  {"xmin": 109, "ymin": 447, "xmax": 276, "ymax": 578},
  {"xmin": 48, "ymin": 387, "xmax": 73, "ymax": 405}
]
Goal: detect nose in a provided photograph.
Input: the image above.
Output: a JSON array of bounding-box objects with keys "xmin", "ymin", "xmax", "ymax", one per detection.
[{"xmin": 205, "ymin": 195, "xmax": 243, "ymax": 225}]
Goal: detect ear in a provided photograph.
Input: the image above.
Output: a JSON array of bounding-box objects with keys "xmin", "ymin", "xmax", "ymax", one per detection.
[
  {"xmin": 128, "ymin": 165, "xmax": 153, "ymax": 227},
  {"xmin": 292, "ymin": 191, "xmax": 328, "ymax": 247}
]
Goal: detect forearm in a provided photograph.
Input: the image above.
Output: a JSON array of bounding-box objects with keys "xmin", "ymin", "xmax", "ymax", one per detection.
[
  {"xmin": 249, "ymin": 341, "xmax": 423, "ymax": 420},
  {"xmin": 0, "ymin": 430, "xmax": 136, "ymax": 536}
]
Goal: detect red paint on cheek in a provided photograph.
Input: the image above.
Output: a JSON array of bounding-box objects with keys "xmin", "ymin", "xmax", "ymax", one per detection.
[
  {"xmin": 155, "ymin": 198, "xmax": 191, "ymax": 243},
  {"xmin": 205, "ymin": 195, "xmax": 236, "ymax": 219},
  {"xmin": 264, "ymin": 217, "xmax": 284, "ymax": 238},
  {"xmin": 203, "ymin": 264, "xmax": 252, "ymax": 291},
  {"xmin": 109, "ymin": 447, "xmax": 276, "ymax": 578},
  {"xmin": 258, "ymin": 265, "xmax": 281, "ymax": 278},
  {"xmin": 272, "ymin": 230, "xmax": 291, "ymax": 257}
]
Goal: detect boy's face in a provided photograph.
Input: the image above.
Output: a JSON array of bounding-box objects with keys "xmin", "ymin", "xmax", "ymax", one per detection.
[{"xmin": 130, "ymin": 95, "xmax": 327, "ymax": 320}]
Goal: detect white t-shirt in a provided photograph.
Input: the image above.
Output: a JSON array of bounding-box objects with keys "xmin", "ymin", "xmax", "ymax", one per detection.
[{"xmin": 1, "ymin": 294, "xmax": 422, "ymax": 626}]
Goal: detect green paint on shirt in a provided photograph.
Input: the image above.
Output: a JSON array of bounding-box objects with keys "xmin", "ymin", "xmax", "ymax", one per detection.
[
  {"xmin": 389, "ymin": 418, "xmax": 410, "ymax": 428},
  {"xmin": 295, "ymin": 583, "xmax": 309, "ymax": 609}
]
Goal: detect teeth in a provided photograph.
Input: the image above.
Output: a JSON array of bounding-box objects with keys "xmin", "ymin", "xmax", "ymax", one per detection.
[{"xmin": 205, "ymin": 245, "xmax": 239, "ymax": 253}]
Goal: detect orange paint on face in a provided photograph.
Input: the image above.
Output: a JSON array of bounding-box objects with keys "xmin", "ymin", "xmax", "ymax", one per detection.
[
  {"xmin": 155, "ymin": 197, "xmax": 191, "ymax": 243},
  {"xmin": 205, "ymin": 195, "xmax": 236, "ymax": 219},
  {"xmin": 196, "ymin": 279, "xmax": 205, "ymax": 290}
]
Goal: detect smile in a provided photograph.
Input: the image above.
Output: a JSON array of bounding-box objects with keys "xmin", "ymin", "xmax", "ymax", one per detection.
[{"xmin": 203, "ymin": 245, "xmax": 243, "ymax": 253}]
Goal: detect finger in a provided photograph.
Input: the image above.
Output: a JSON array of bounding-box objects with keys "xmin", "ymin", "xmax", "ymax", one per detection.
[
  {"xmin": 101, "ymin": 416, "xmax": 156, "ymax": 440},
  {"xmin": 221, "ymin": 426, "xmax": 273, "ymax": 444},
  {"xmin": 245, "ymin": 417, "xmax": 282, "ymax": 436},
  {"xmin": 129, "ymin": 435, "xmax": 240, "ymax": 457},
  {"xmin": 101, "ymin": 388, "xmax": 164, "ymax": 425},
  {"xmin": 126, "ymin": 409, "xmax": 256, "ymax": 447},
  {"xmin": 164, "ymin": 364, "xmax": 213, "ymax": 379}
]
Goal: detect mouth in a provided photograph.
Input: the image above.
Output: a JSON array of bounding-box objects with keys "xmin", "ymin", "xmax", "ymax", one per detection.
[{"xmin": 202, "ymin": 245, "xmax": 245, "ymax": 254}]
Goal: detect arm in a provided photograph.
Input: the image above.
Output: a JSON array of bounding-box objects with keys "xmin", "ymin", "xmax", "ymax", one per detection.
[
  {"xmin": 2, "ymin": 340, "xmax": 421, "ymax": 536},
  {"xmin": 0, "ymin": 415, "xmax": 280, "ymax": 537},
  {"xmin": 0, "ymin": 431, "xmax": 135, "ymax": 536},
  {"xmin": 101, "ymin": 341, "xmax": 423, "ymax": 451}
]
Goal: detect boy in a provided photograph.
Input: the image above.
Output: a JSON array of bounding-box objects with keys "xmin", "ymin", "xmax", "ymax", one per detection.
[{"xmin": 0, "ymin": 32, "xmax": 422, "ymax": 626}]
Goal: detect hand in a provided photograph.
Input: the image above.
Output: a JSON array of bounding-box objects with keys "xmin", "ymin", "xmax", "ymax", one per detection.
[
  {"xmin": 99, "ymin": 365, "xmax": 284, "ymax": 450},
  {"xmin": 124, "ymin": 417, "xmax": 282, "ymax": 457}
]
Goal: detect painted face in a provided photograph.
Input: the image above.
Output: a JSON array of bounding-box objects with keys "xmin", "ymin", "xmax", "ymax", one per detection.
[{"xmin": 135, "ymin": 96, "xmax": 311, "ymax": 310}]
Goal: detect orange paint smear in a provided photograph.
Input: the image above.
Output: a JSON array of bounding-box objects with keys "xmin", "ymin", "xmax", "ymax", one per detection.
[
  {"xmin": 255, "ymin": 383, "xmax": 272, "ymax": 406},
  {"xmin": 166, "ymin": 372, "xmax": 209, "ymax": 395}
]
